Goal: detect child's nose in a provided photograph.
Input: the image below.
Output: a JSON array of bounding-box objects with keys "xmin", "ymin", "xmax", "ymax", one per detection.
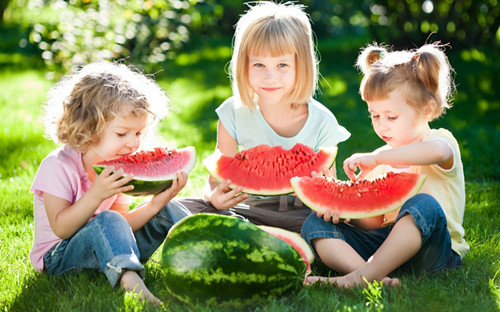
[
  {"xmin": 264, "ymin": 68, "xmax": 278, "ymax": 81},
  {"xmin": 378, "ymin": 119, "xmax": 390, "ymax": 131},
  {"xmin": 126, "ymin": 136, "xmax": 139, "ymax": 149}
]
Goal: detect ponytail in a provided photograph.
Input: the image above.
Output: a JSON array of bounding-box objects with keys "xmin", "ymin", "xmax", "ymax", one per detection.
[{"xmin": 356, "ymin": 42, "xmax": 455, "ymax": 120}]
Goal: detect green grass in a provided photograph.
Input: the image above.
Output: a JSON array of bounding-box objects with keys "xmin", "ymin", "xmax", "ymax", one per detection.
[{"xmin": 1, "ymin": 37, "xmax": 499, "ymax": 311}]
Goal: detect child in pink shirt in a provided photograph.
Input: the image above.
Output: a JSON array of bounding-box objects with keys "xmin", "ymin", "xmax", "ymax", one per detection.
[{"xmin": 30, "ymin": 61, "xmax": 191, "ymax": 304}]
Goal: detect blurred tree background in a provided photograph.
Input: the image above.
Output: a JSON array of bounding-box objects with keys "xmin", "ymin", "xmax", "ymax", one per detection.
[
  {"xmin": 1, "ymin": 0, "xmax": 499, "ymax": 72},
  {"xmin": 1, "ymin": 0, "xmax": 499, "ymax": 181}
]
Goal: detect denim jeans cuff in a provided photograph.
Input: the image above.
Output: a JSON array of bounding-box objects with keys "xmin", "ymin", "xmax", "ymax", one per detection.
[{"xmin": 104, "ymin": 254, "xmax": 145, "ymax": 288}]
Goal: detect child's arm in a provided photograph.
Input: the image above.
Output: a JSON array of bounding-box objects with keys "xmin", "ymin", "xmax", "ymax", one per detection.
[
  {"xmin": 44, "ymin": 167, "xmax": 135, "ymax": 239},
  {"xmin": 343, "ymin": 140, "xmax": 453, "ymax": 181},
  {"xmin": 119, "ymin": 170, "xmax": 188, "ymax": 231},
  {"xmin": 205, "ymin": 121, "xmax": 249, "ymax": 210}
]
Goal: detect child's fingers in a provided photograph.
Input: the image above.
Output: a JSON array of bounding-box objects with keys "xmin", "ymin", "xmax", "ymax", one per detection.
[
  {"xmin": 99, "ymin": 165, "xmax": 115, "ymax": 176},
  {"xmin": 323, "ymin": 167, "xmax": 334, "ymax": 178},
  {"xmin": 118, "ymin": 184, "xmax": 135, "ymax": 193},
  {"xmin": 322, "ymin": 210, "xmax": 332, "ymax": 222},
  {"xmin": 218, "ymin": 179, "xmax": 233, "ymax": 192},
  {"xmin": 223, "ymin": 192, "xmax": 248, "ymax": 208},
  {"xmin": 176, "ymin": 170, "xmax": 188, "ymax": 188}
]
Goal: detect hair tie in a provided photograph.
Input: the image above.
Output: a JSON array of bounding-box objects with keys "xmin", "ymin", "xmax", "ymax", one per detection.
[
  {"xmin": 412, "ymin": 52, "xmax": 420, "ymax": 62},
  {"xmin": 379, "ymin": 51, "xmax": 385, "ymax": 58}
]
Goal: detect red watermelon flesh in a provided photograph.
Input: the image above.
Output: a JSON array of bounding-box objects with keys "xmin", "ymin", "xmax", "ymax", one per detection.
[
  {"xmin": 203, "ymin": 143, "xmax": 337, "ymax": 195},
  {"xmin": 290, "ymin": 172, "xmax": 426, "ymax": 218},
  {"xmin": 93, "ymin": 146, "xmax": 196, "ymax": 196}
]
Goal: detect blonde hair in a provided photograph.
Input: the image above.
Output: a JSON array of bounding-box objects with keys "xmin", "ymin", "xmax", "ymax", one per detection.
[
  {"xmin": 43, "ymin": 61, "xmax": 169, "ymax": 152},
  {"xmin": 356, "ymin": 42, "xmax": 455, "ymax": 121},
  {"xmin": 230, "ymin": 1, "xmax": 318, "ymax": 108}
]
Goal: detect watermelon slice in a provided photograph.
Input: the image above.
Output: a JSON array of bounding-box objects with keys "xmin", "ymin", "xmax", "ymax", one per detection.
[
  {"xmin": 93, "ymin": 146, "xmax": 196, "ymax": 196},
  {"xmin": 258, "ymin": 225, "xmax": 314, "ymax": 274},
  {"xmin": 203, "ymin": 143, "xmax": 337, "ymax": 195},
  {"xmin": 290, "ymin": 172, "xmax": 426, "ymax": 218}
]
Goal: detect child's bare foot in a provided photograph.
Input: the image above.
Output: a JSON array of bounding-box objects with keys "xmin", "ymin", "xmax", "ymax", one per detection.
[
  {"xmin": 120, "ymin": 270, "xmax": 163, "ymax": 306},
  {"xmin": 305, "ymin": 275, "xmax": 339, "ymax": 286},
  {"xmin": 381, "ymin": 276, "xmax": 400, "ymax": 287}
]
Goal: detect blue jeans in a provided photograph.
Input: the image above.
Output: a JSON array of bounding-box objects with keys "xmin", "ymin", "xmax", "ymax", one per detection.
[
  {"xmin": 43, "ymin": 200, "xmax": 191, "ymax": 287},
  {"xmin": 300, "ymin": 193, "xmax": 462, "ymax": 274}
]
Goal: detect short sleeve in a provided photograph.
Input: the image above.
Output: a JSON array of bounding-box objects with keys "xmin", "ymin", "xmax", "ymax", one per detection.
[
  {"xmin": 216, "ymin": 98, "xmax": 237, "ymax": 139},
  {"xmin": 310, "ymin": 100, "xmax": 350, "ymax": 149},
  {"xmin": 31, "ymin": 155, "xmax": 79, "ymax": 203}
]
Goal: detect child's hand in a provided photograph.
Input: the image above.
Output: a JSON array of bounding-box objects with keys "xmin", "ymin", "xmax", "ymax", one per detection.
[
  {"xmin": 209, "ymin": 180, "xmax": 249, "ymax": 210},
  {"xmin": 316, "ymin": 210, "xmax": 351, "ymax": 225},
  {"xmin": 343, "ymin": 153, "xmax": 378, "ymax": 181},
  {"xmin": 89, "ymin": 166, "xmax": 135, "ymax": 201},
  {"xmin": 151, "ymin": 170, "xmax": 188, "ymax": 207}
]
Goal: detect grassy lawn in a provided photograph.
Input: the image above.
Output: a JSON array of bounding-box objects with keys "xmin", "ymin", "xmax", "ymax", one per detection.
[{"xmin": 1, "ymin": 35, "xmax": 499, "ymax": 311}]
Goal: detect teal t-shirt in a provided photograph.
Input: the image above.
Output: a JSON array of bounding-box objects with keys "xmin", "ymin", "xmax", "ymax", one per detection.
[{"xmin": 216, "ymin": 97, "xmax": 350, "ymax": 151}]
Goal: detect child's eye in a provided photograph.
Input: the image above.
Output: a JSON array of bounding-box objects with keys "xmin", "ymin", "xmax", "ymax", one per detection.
[
  {"xmin": 253, "ymin": 63, "xmax": 264, "ymax": 68},
  {"xmin": 116, "ymin": 133, "xmax": 126, "ymax": 137},
  {"xmin": 388, "ymin": 116, "xmax": 398, "ymax": 121},
  {"xmin": 278, "ymin": 63, "xmax": 288, "ymax": 68},
  {"xmin": 370, "ymin": 114, "xmax": 379, "ymax": 119}
]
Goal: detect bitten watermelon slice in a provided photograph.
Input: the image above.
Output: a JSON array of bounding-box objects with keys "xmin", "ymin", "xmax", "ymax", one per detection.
[
  {"xmin": 290, "ymin": 172, "xmax": 426, "ymax": 218},
  {"xmin": 203, "ymin": 143, "xmax": 337, "ymax": 195},
  {"xmin": 93, "ymin": 146, "xmax": 195, "ymax": 196},
  {"xmin": 161, "ymin": 213, "xmax": 307, "ymax": 307}
]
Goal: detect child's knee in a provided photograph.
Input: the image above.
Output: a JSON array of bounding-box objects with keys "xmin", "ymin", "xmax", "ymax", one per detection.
[
  {"xmin": 399, "ymin": 193, "xmax": 448, "ymax": 243},
  {"xmin": 165, "ymin": 200, "xmax": 192, "ymax": 223},
  {"xmin": 400, "ymin": 193, "xmax": 445, "ymax": 222},
  {"xmin": 96, "ymin": 210, "xmax": 129, "ymax": 228}
]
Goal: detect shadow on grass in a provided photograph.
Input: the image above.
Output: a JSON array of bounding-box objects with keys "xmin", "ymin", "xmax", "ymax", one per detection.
[{"xmin": 7, "ymin": 270, "xmax": 164, "ymax": 311}]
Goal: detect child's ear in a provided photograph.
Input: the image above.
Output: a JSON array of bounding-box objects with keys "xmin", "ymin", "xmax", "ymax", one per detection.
[{"xmin": 423, "ymin": 100, "xmax": 437, "ymax": 119}]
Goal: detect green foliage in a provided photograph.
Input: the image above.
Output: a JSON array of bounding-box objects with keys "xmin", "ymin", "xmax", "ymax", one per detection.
[
  {"xmin": 4, "ymin": 0, "xmax": 500, "ymax": 73},
  {"xmin": 363, "ymin": 279, "xmax": 385, "ymax": 311},
  {"xmin": 359, "ymin": 0, "xmax": 500, "ymax": 49},
  {"xmin": 21, "ymin": 0, "xmax": 199, "ymax": 72}
]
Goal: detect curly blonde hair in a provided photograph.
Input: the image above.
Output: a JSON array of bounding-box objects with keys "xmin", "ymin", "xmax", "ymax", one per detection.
[
  {"xmin": 230, "ymin": 1, "xmax": 318, "ymax": 108},
  {"xmin": 43, "ymin": 61, "xmax": 169, "ymax": 152},
  {"xmin": 356, "ymin": 42, "xmax": 455, "ymax": 121}
]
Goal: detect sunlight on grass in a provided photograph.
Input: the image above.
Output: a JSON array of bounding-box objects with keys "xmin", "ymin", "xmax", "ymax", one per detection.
[{"xmin": 490, "ymin": 270, "xmax": 500, "ymax": 311}]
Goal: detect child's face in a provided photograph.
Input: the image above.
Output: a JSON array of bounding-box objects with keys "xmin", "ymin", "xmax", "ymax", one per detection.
[
  {"xmin": 248, "ymin": 53, "xmax": 296, "ymax": 106},
  {"xmin": 88, "ymin": 109, "xmax": 149, "ymax": 162},
  {"xmin": 367, "ymin": 88, "xmax": 430, "ymax": 148}
]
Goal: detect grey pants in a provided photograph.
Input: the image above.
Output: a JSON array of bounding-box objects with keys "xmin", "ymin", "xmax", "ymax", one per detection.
[{"xmin": 178, "ymin": 195, "xmax": 312, "ymax": 233}]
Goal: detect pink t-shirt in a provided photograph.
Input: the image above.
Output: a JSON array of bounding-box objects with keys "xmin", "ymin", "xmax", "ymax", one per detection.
[{"xmin": 30, "ymin": 145, "xmax": 132, "ymax": 271}]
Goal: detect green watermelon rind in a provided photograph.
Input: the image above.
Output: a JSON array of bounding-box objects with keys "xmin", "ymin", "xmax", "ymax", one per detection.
[
  {"xmin": 290, "ymin": 173, "xmax": 427, "ymax": 219},
  {"xmin": 203, "ymin": 145, "xmax": 338, "ymax": 196},
  {"xmin": 161, "ymin": 214, "xmax": 305, "ymax": 307},
  {"xmin": 93, "ymin": 146, "xmax": 196, "ymax": 196}
]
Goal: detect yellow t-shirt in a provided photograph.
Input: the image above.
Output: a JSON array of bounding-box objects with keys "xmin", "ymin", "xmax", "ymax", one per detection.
[{"xmin": 365, "ymin": 128, "xmax": 469, "ymax": 258}]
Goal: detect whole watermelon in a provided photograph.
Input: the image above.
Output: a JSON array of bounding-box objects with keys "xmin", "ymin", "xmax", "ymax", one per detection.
[{"xmin": 161, "ymin": 214, "xmax": 306, "ymax": 307}]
